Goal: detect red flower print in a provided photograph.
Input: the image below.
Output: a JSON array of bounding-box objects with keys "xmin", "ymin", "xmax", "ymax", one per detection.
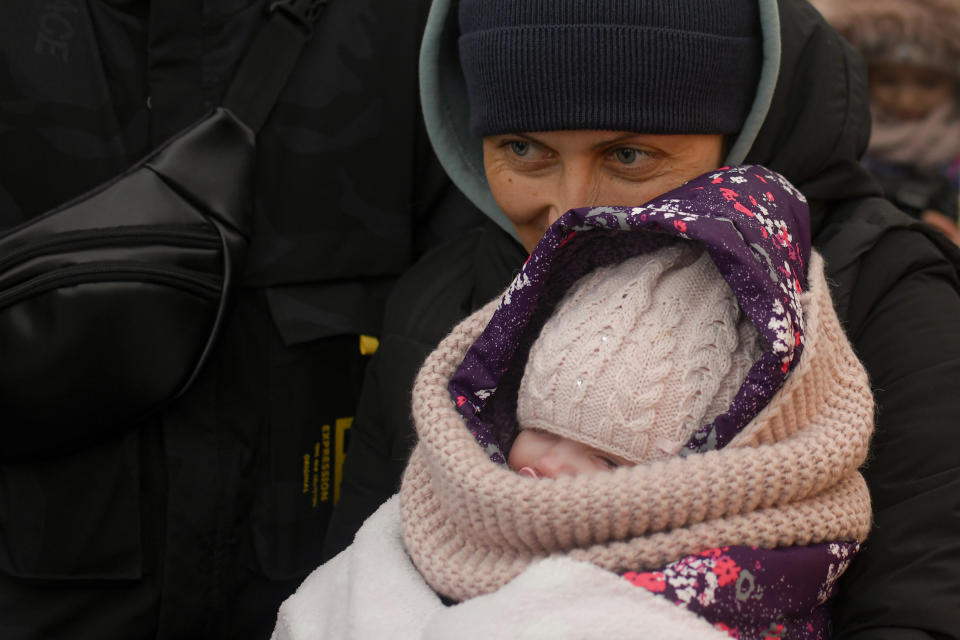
[
  {"xmin": 766, "ymin": 191, "xmax": 775, "ymax": 202},
  {"xmin": 734, "ymin": 202, "xmax": 754, "ymax": 217},
  {"xmin": 714, "ymin": 622, "xmax": 739, "ymax": 638},
  {"xmin": 674, "ymin": 220, "xmax": 688, "ymax": 233},
  {"xmin": 719, "ymin": 187, "xmax": 739, "ymax": 202},
  {"xmin": 712, "ymin": 176, "xmax": 724, "ymax": 184},
  {"xmin": 754, "ymin": 173, "xmax": 768, "ymax": 183},
  {"xmin": 777, "ymin": 227, "xmax": 790, "ymax": 247},
  {"xmin": 713, "ymin": 556, "xmax": 741, "ymax": 587},
  {"xmin": 558, "ymin": 231, "xmax": 578, "ymax": 248},
  {"xmin": 623, "ymin": 571, "xmax": 667, "ymax": 592},
  {"xmin": 456, "ymin": 395, "xmax": 467, "ymax": 408}
]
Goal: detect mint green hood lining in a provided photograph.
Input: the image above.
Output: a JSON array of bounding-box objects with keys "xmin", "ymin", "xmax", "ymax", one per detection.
[{"xmin": 419, "ymin": 0, "xmax": 782, "ymax": 239}]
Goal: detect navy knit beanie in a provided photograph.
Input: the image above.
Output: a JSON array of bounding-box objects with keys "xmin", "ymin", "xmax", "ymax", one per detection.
[{"xmin": 458, "ymin": 0, "xmax": 762, "ymax": 137}]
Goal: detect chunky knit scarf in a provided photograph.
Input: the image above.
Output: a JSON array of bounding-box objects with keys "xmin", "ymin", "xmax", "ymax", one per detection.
[{"xmin": 400, "ymin": 252, "xmax": 872, "ymax": 603}]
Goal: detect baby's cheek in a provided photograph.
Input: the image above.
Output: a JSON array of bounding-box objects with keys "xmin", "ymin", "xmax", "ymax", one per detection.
[
  {"xmin": 505, "ymin": 436, "xmax": 525, "ymax": 471},
  {"xmin": 507, "ymin": 430, "xmax": 542, "ymax": 471}
]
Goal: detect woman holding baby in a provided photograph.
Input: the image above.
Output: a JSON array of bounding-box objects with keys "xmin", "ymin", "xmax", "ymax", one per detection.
[{"xmin": 287, "ymin": 1, "xmax": 960, "ymax": 638}]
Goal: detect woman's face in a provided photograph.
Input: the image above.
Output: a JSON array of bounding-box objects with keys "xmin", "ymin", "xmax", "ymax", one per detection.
[
  {"xmin": 869, "ymin": 62, "xmax": 957, "ymax": 121},
  {"xmin": 483, "ymin": 130, "xmax": 725, "ymax": 252}
]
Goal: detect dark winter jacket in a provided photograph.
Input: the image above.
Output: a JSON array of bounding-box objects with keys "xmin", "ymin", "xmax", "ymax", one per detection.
[
  {"xmin": 325, "ymin": 0, "xmax": 960, "ymax": 637},
  {"xmin": 0, "ymin": 1, "xmax": 480, "ymax": 639}
]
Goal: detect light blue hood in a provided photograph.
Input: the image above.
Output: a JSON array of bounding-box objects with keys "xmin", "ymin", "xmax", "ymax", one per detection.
[{"xmin": 418, "ymin": 0, "xmax": 783, "ymax": 238}]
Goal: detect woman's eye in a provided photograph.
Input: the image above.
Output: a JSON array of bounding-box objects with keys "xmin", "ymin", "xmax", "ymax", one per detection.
[
  {"xmin": 872, "ymin": 73, "xmax": 895, "ymax": 87},
  {"xmin": 918, "ymin": 75, "xmax": 949, "ymax": 91},
  {"xmin": 499, "ymin": 139, "xmax": 551, "ymax": 166},
  {"xmin": 609, "ymin": 147, "xmax": 654, "ymax": 167},
  {"xmin": 508, "ymin": 140, "xmax": 532, "ymax": 157}
]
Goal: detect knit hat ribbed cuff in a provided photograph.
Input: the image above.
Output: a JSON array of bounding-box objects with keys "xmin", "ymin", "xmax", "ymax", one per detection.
[{"xmin": 460, "ymin": 25, "xmax": 761, "ymax": 137}]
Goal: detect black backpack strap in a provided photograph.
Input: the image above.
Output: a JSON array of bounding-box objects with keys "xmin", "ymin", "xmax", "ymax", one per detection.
[{"xmin": 222, "ymin": 0, "xmax": 330, "ymax": 133}]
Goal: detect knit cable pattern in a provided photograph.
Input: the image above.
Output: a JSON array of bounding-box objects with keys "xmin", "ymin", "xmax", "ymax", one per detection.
[
  {"xmin": 400, "ymin": 252, "xmax": 874, "ymax": 602},
  {"xmin": 518, "ymin": 244, "xmax": 760, "ymax": 463},
  {"xmin": 519, "ymin": 245, "xmax": 686, "ymax": 462}
]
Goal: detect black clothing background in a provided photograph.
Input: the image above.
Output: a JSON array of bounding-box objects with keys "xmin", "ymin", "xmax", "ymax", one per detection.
[
  {"xmin": 0, "ymin": 1, "xmax": 481, "ymax": 638},
  {"xmin": 325, "ymin": 1, "xmax": 960, "ymax": 637},
  {"xmin": 742, "ymin": 5, "xmax": 960, "ymax": 632},
  {"xmin": 869, "ymin": 164, "xmax": 959, "ymax": 221}
]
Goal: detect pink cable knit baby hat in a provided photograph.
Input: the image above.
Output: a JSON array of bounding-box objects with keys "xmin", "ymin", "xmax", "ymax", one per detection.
[{"xmin": 516, "ymin": 242, "xmax": 761, "ymax": 465}]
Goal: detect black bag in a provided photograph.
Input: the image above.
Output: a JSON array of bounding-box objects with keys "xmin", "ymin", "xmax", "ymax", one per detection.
[{"xmin": 0, "ymin": 0, "xmax": 329, "ymax": 461}]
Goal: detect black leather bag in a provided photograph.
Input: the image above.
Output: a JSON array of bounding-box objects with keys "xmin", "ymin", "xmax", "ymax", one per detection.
[{"xmin": 0, "ymin": 0, "xmax": 327, "ymax": 460}]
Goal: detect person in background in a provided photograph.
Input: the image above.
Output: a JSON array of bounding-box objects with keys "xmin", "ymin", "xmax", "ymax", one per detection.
[
  {"xmin": 813, "ymin": 0, "xmax": 960, "ymax": 243},
  {"xmin": 324, "ymin": 0, "xmax": 960, "ymax": 637},
  {"xmin": 0, "ymin": 1, "xmax": 480, "ymax": 638}
]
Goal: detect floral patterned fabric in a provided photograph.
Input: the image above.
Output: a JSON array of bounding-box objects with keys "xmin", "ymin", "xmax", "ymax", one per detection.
[
  {"xmin": 445, "ymin": 165, "xmax": 858, "ymax": 636},
  {"xmin": 623, "ymin": 542, "xmax": 859, "ymax": 639},
  {"xmin": 450, "ymin": 164, "xmax": 810, "ymax": 458}
]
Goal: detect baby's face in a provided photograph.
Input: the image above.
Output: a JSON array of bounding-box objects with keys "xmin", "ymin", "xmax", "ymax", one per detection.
[{"xmin": 507, "ymin": 429, "xmax": 634, "ymax": 478}]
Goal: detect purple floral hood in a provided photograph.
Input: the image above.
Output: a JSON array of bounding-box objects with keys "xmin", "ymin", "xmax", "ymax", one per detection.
[{"xmin": 449, "ymin": 164, "xmax": 811, "ymax": 461}]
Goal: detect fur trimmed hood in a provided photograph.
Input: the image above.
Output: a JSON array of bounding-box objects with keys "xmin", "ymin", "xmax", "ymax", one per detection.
[{"xmin": 811, "ymin": 0, "xmax": 960, "ymax": 79}]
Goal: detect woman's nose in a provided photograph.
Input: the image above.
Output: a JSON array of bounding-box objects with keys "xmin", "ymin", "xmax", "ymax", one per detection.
[
  {"xmin": 547, "ymin": 165, "xmax": 600, "ymax": 224},
  {"xmin": 545, "ymin": 207, "xmax": 564, "ymax": 228},
  {"xmin": 894, "ymin": 86, "xmax": 923, "ymax": 118}
]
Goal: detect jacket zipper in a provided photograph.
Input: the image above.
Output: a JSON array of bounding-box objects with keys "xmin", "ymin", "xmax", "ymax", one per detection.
[
  {"xmin": 0, "ymin": 225, "xmax": 220, "ymax": 274},
  {"xmin": 0, "ymin": 262, "xmax": 221, "ymax": 308}
]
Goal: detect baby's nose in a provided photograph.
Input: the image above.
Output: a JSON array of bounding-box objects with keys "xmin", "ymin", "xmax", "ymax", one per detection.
[{"xmin": 534, "ymin": 450, "xmax": 577, "ymax": 479}]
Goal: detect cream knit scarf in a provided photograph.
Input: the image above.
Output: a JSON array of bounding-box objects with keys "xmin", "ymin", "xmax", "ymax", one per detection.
[{"xmin": 400, "ymin": 253, "xmax": 873, "ymax": 602}]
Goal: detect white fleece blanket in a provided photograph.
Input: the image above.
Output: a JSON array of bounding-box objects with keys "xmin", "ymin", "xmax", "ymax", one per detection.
[{"xmin": 271, "ymin": 496, "xmax": 728, "ymax": 640}]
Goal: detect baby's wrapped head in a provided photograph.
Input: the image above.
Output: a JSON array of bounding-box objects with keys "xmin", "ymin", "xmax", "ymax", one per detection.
[{"xmin": 511, "ymin": 243, "xmax": 761, "ymax": 475}]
